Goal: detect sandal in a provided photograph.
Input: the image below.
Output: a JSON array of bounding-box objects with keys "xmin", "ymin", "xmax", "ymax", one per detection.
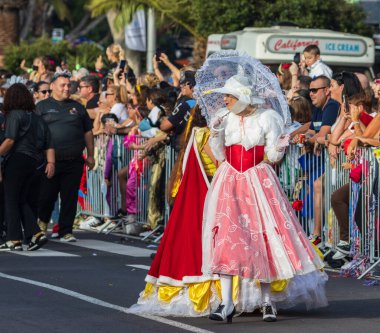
[
  {"xmin": 27, "ymin": 232, "xmax": 48, "ymax": 251},
  {"xmin": 0, "ymin": 240, "xmax": 23, "ymax": 251}
]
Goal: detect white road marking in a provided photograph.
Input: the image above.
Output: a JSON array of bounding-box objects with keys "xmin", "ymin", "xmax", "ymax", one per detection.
[
  {"xmin": 0, "ymin": 272, "xmax": 213, "ymax": 333},
  {"xmin": 126, "ymin": 264, "xmax": 150, "ymax": 270},
  {"xmin": 12, "ymin": 248, "xmax": 79, "ymax": 257},
  {"xmin": 52, "ymin": 239, "xmax": 155, "ymax": 257}
]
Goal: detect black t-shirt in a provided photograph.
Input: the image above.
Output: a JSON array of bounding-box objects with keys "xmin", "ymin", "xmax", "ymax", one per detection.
[
  {"xmin": 36, "ymin": 97, "xmax": 93, "ymax": 160},
  {"xmin": 86, "ymin": 94, "xmax": 99, "ymax": 109},
  {"xmin": 310, "ymin": 99, "xmax": 340, "ymax": 133},
  {"xmin": 168, "ymin": 96, "xmax": 195, "ymax": 151},
  {"xmin": 4, "ymin": 110, "xmax": 53, "ymax": 163}
]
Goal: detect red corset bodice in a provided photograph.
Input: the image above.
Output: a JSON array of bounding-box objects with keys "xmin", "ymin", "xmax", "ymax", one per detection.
[{"xmin": 225, "ymin": 145, "xmax": 264, "ymax": 172}]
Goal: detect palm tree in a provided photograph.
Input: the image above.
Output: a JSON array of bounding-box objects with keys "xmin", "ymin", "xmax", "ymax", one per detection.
[
  {"xmin": 87, "ymin": 0, "xmax": 206, "ymax": 70},
  {"xmin": 0, "ymin": 0, "xmax": 27, "ymax": 62}
]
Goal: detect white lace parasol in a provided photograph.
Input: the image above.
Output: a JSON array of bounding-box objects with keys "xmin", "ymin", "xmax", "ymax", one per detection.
[{"xmin": 193, "ymin": 50, "xmax": 291, "ymax": 127}]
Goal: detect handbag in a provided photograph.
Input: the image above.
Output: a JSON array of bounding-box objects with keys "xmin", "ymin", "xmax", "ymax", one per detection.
[
  {"xmin": 138, "ymin": 117, "xmax": 153, "ymax": 132},
  {"xmin": 138, "ymin": 106, "xmax": 164, "ymax": 132}
]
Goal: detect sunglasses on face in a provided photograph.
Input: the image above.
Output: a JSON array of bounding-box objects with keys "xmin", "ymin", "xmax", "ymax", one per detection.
[
  {"xmin": 309, "ymin": 86, "xmax": 328, "ymax": 94},
  {"xmin": 39, "ymin": 89, "xmax": 51, "ymax": 95}
]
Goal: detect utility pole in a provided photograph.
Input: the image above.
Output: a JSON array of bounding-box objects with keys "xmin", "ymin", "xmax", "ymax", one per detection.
[{"xmin": 146, "ymin": 8, "xmax": 156, "ymax": 72}]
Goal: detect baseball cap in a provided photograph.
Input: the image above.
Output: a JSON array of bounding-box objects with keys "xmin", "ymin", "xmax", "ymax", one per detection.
[{"xmin": 179, "ymin": 71, "xmax": 196, "ymax": 87}]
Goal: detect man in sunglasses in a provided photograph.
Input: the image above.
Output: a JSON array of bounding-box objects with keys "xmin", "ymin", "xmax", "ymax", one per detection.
[
  {"xmin": 79, "ymin": 75, "xmax": 100, "ymax": 120},
  {"xmin": 296, "ymin": 75, "xmax": 339, "ymax": 248},
  {"xmin": 305, "ymin": 75, "xmax": 340, "ymax": 144}
]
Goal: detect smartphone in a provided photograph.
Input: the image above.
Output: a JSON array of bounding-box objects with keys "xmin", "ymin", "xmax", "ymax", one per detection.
[
  {"xmin": 119, "ymin": 60, "xmax": 126, "ymax": 72},
  {"xmin": 342, "ymin": 94, "xmax": 350, "ymax": 113},
  {"xmin": 155, "ymin": 48, "xmax": 162, "ymax": 62},
  {"xmin": 124, "ymin": 70, "xmax": 135, "ymax": 81},
  {"xmin": 293, "ymin": 52, "xmax": 301, "ymax": 64}
]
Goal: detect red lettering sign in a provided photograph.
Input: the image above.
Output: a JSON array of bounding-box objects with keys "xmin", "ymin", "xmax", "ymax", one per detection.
[{"xmin": 273, "ymin": 39, "xmax": 320, "ymax": 52}]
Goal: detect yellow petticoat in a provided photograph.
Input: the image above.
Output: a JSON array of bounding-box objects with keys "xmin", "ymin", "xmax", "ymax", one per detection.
[
  {"xmin": 158, "ymin": 285, "xmax": 182, "ymax": 303},
  {"xmin": 143, "ymin": 276, "xmax": 290, "ymax": 313},
  {"xmin": 188, "ymin": 281, "xmax": 212, "ymax": 313}
]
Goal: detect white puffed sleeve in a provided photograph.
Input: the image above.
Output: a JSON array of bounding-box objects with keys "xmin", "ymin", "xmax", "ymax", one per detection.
[
  {"xmin": 259, "ymin": 110, "xmax": 285, "ymax": 163},
  {"xmin": 208, "ymin": 108, "xmax": 229, "ymax": 162}
]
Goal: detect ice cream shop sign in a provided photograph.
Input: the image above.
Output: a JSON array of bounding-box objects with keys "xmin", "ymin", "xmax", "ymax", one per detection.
[{"xmin": 267, "ymin": 36, "xmax": 367, "ymax": 56}]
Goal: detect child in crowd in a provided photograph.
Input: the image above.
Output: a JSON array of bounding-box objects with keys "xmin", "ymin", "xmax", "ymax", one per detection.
[{"xmin": 300, "ymin": 45, "xmax": 332, "ymax": 79}]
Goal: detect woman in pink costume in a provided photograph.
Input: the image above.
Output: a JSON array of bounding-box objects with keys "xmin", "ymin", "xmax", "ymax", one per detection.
[{"xmin": 196, "ymin": 51, "xmax": 328, "ymax": 324}]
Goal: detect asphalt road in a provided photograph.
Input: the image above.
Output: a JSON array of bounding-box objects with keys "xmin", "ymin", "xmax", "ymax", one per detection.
[{"xmin": 0, "ymin": 231, "xmax": 379, "ymax": 333}]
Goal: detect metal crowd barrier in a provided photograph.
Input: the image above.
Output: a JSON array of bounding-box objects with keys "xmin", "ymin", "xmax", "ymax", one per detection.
[
  {"xmin": 81, "ymin": 134, "xmax": 149, "ymax": 223},
  {"xmin": 352, "ymin": 148, "xmax": 380, "ymax": 278},
  {"xmin": 79, "ymin": 135, "xmax": 380, "ymax": 277},
  {"xmin": 277, "ymin": 143, "xmax": 379, "ymax": 278}
]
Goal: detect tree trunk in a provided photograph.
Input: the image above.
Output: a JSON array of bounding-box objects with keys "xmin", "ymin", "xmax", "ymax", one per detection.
[
  {"xmin": 0, "ymin": 0, "xmax": 27, "ymax": 65},
  {"xmin": 192, "ymin": 36, "xmax": 207, "ymax": 68},
  {"xmin": 20, "ymin": 0, "xmax": 36, "ymax": 40},
  {"xmin": 106, "ymin": 10, "xmax": 142, "ymax": 76}
]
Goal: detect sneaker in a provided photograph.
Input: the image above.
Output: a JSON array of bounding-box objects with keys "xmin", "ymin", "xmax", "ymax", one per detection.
[
  {"xmin": 27, "ymin": 233, "xmax": 48, "ymax": 251},
  {"xmin": 37, "ymin": 219, "xmax": 48, "ymax": 233},
  {"xmin": 60, "ymin": 233, "xmax": 77, "ymax": 242},
  {"xmin": 94, "ymin": 218, "xmax": 113, "ymax": 232},
  {"xmin": 88, "ymin": 218, "xmax": 103, "ymax": 230},
  {"xmin": 262, "ymin": 303, "xmax": 277, "ymax": 322},
  {"xmin": 0, "ymin": 241, "xmax": 23, "ymax": 251},
  {"xmin": 79, "ymin": 216, "xmax": 101, "ymax": 230},
  {"xmin": 308, "ymin": 234, "xmax": 322, "ymax": 248},
  {"xmin": 332, "ymin": 240, "xmax": 350, "ymax": 260}
]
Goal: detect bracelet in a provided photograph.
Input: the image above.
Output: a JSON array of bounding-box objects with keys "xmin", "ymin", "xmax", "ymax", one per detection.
[
  {"xmin": 47, "ymin": 161, "xmax": 55, "ymax": 164},
  {"xmin": 352, "ymin": 121, "xmax": 360, "ymax": 125}
]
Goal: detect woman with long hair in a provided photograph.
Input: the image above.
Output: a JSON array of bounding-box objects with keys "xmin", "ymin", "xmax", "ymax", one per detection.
[{"xmin": 0, "ymin": 83, "xmax": 54, "ymax": 251}]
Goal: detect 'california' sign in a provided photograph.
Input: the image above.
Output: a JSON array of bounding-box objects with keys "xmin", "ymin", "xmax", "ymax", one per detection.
[{"xmin": 267, "ymin": 36, "xmax": 367, "ymax": 56}]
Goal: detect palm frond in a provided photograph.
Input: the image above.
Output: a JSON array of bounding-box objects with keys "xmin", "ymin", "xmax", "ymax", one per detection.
[{"xmin": 49, "ymin": 0, "xmax": 70, "ymax": 21}]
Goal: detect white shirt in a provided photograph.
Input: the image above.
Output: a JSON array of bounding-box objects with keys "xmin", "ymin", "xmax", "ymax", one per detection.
[
  {"xmin": 308, "ymin": 60, "xmax": 332, "ymax": 79},
  {"xmin": 209, "ymin": 108, "xmax": 285, "ymax": 163},
  {"xmin": 140, "ymin": 106, "xmax": 161, "ymax": 138},
  {"xmin": 110, "ymin": 103, "xmax": 128, "ymax": 124}
]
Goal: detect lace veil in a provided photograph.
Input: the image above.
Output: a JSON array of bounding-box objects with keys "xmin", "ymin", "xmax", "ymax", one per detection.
[{"xmin": 194, "ymin": 50, "xmax": 291, "ymax": 127}]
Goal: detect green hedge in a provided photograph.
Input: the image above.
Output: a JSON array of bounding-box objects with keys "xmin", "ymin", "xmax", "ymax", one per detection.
[{"xmin": 3, "ymin": 37, "xmax": 104, "ymax": 74}]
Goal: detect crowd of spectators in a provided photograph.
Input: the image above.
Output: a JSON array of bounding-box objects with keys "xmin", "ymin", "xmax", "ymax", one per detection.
[{"xmin": 0, "ymin": 43, "xmax": 379, "ymax": 265}]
